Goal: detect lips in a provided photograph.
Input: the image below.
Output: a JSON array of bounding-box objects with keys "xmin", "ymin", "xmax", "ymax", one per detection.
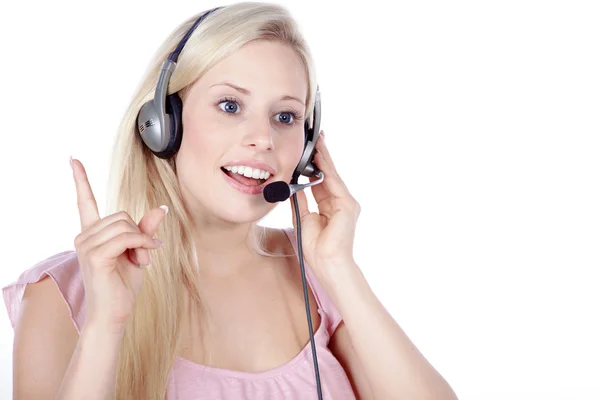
[{"xmin": 221, "ymin": 168, "xmax": 275, "ymax": 195}]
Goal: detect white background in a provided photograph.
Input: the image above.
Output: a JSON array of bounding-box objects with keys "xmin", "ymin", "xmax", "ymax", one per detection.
[{"xmin": 0, "ymin": 0, "xmax": 599, "ymax": 399}]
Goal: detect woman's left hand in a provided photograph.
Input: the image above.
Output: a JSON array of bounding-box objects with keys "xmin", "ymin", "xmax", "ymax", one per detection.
[{"xmin": 291, "ymin": 130, "xmax": 361, "ymax": 272}]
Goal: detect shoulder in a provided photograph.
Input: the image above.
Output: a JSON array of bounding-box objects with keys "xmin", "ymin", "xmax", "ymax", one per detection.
[
  {"xmin": 5, "ymin": 252, "xmax": 82, "ymax": 398},
  {"xmin": 2, "ymin": 250, "xmax": 85, "ymax": 333}
]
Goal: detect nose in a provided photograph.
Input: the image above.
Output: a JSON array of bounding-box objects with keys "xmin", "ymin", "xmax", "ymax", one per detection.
[{"xmin": 241, "ymin": 116, "xmax": 274, "ymax": 151}]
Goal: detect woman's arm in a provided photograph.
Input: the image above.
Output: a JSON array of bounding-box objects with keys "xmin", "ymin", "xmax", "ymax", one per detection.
[
  {"xmin": 322, "ymin": 260, "xmax": 458, "ymax": 400},
  {"xmin": 13, "ymin": 276, "xmax": 125, "ymax": 400}
]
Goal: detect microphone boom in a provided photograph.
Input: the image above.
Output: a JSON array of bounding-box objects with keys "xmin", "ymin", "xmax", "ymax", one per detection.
[{"xmin": 263, "ymin": 171, "xmax": 324, "ymax": 203}]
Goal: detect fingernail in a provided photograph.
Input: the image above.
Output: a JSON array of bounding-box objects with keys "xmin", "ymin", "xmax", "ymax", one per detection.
[
  {"xmin": 159, "ymin": 205, "xmax": 169, "ymax": 214},
  {"xmin": 153, "ymin": 238, "xmax": 164, "ymax": 246},
  {"xmin": 69, "ymin": 156, "xmax": 73, "ymax": 169}
]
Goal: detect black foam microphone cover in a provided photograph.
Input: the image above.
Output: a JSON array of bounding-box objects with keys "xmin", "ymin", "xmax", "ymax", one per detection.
[{"xmin": 263, "ymin": 181, "xmax": 291, "ymax": 203}]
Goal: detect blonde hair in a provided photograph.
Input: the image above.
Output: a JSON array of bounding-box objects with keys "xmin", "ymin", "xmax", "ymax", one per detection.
[{"xmin": 105, "ymin": 2, "xmax": 318, "ymax": 399}]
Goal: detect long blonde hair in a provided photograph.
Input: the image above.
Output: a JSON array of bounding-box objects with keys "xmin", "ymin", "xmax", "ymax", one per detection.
[{"xmin": 105, "ymin": 2, "xmax": 318, "ymax": 399}]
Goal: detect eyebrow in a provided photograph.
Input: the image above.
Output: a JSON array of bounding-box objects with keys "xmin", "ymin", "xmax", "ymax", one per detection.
[{"xmin": 209, "ymin": 81, "xmax": 305, "ymax": 106}]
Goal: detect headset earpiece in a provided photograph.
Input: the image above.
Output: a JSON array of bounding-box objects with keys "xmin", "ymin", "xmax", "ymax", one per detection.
[
  {"xmin": 154, "ymin": 93, "xmax": 183, "ymax": 159},
  {"xmin": 137, "ymin": 92, "xmax": 182, "ymax": 159},
  {"xmin": 292, "ymin": 88, "xmax": 321, "ymax": 181}
]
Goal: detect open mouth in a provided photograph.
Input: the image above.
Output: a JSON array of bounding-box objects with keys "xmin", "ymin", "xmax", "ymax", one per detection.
[{"xmin": 220, "ymin": 166, "xmax": 272, "ymax": 187}]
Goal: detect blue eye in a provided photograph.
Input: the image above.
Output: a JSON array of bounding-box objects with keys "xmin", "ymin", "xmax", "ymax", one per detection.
[
  {"xmin": 275, "ymin": 112, "xmax": 296, "ymax": 125},
  {"xmin": 218, "ymin": 99, "xmax": 239, "ymax": 113}
]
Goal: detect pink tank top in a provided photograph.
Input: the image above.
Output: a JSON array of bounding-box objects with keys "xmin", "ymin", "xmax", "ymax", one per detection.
[{"xmin": 2, "ymin": 228, "xmax": 356, "ymax": 399}]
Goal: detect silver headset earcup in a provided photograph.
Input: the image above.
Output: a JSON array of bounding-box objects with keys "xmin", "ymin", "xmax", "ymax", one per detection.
[
  {"xmin": 137, "ymin": 99, "xmax": 170, "ymax": 154},
  {"xmin": 137, "ymin": 94, "xmax": 183, "ymax": 159},
  {"xmin": 293, "ymin": 90, "xmax": 321, "ymax": 179},
  {"xmin": 293, "ymin": 123, "xmax": 318, "ymax": 179}
]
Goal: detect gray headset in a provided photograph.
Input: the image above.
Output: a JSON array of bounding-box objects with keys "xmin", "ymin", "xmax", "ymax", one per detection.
[{"xmin": 136, "ymin": 6, "xmax": 322, "ymax": 181}]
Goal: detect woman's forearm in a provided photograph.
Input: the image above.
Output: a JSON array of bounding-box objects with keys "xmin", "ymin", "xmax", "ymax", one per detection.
[
  {"xmin": 55, "ymin": 322, "xmax": 124, "ymax": 400},
  {"xmin": 318, "ymin": 259, "xmax": 458, "ymax": 400}
]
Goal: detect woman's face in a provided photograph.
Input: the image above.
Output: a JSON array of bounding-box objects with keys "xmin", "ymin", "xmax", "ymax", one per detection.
[{"xmin": 175, "ymin": 39, "xmax": 308, "ymax": 225}]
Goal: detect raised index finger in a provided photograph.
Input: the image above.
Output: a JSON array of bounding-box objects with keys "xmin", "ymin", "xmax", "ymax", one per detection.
[{"xmin": 70, "ymin": 157, "xmax": 100, "ymax": 230}]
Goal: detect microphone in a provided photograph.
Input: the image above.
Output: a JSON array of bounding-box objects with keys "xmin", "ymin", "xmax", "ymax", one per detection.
[{"xmin": 263, "ymin": 171, "xmax": 324, "ymax": 203}]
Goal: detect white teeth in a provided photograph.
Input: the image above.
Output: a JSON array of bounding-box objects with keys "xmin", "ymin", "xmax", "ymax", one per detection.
[{"xmin": 223, "ymin": 165, "xmax": 272, "ymax": 181}]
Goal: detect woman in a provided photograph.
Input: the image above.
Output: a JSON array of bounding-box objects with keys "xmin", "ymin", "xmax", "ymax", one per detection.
[{"xmin": 3, "ymin": 2, "xmax": 458, "ymax": 399}]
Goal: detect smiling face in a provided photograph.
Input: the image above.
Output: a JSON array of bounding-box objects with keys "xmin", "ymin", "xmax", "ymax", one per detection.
[{"xmin": 175, "ymin": 39, "xmax": 308, "ymax": 225}]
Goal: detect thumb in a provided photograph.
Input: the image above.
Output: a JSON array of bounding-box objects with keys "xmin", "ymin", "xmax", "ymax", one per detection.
[
  {"xmin": 129, "ymin": 205, "xmax": 168, "ymax": 266},
  {"xmin": 138, "ymin": 205, "xmax": 169, "ymax": 236}
]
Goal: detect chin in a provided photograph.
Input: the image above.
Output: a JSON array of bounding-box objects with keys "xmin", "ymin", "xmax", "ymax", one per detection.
[{"xmin": 211, "ymin": 200, "xmax": 274, "ymax": 225}]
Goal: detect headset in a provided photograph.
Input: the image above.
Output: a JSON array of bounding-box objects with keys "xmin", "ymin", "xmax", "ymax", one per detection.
[{"xmin": 136, "ymin": 6, "xmax": 325, "ymax": 399}]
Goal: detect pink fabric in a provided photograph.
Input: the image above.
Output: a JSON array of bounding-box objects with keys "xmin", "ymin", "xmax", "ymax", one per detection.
[{"xmin": 2, "ymin": 228, "xmax": 356, "ymax": 399}]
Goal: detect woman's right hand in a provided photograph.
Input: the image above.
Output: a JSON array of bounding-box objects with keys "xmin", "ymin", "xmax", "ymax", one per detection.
[{"xmin": 70, "ymin": 157, "xmax": 167, "ymax": 334}]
